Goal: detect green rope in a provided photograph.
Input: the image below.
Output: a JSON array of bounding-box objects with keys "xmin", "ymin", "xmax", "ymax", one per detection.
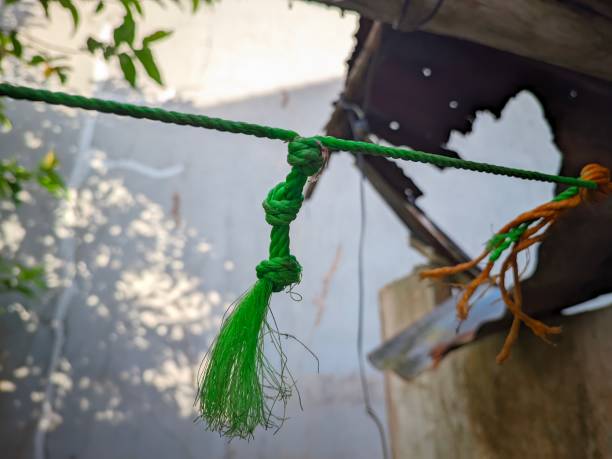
[
  {"xmin": 0, "ymin": 82, "xmax": 597, "ymax": 190},
  {"xmin": 0, "ymin": 83, "xmax": 298, "ymax": 141},
  {"xmin": 552, "ymin": 185, "xmax": 580, "ymax": 201},
  {"xmin": 487, "ymin": 223, "xmax": 526, "ymax": 262},
  {"xmin": 311, "ymin": 136, "xmax": 596, "ymax": 189},
  {"xmin": 197, "ymin": 139, "xmax": 323, "ymax": 438},
  {"xmin": 0, "ymin": 82, "xmax": 597, "ymax": 438}
]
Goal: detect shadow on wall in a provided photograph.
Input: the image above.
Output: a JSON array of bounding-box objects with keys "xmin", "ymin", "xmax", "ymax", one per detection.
[
  {"xmin": 0, "ymin": 75, "xmax": 386, "ymax": 459},
  {"xmin": 0, "ymin": 79, "xmax": 238, "ymax": 459}
]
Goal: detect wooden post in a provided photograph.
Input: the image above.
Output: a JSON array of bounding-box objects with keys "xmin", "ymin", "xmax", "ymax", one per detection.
[
  {"xmin": 379, "ymin": 268, "xmax": 612, "ymax": 458},
  {"xmin": 313, "ymin": 0, "xmax": 612, "ymax": 82}
]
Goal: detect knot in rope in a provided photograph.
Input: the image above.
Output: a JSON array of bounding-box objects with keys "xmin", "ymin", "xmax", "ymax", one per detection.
[
  {"xmin": 263, "ymin": 183, "xmax": 304, "ymax": 226},
  {"xmin": 287, "ymin": 138, "xmax": 324, "ymax": 177},
  {"xmin": 579, "ymin": 163, "xmax": 612, "ymax": 203},
  {"xmin": 256, "ymin": 255, "xmax": 301, "ymax": 292}
]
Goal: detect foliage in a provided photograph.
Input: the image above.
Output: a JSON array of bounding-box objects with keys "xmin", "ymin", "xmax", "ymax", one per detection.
[
  {"xmin": 0, "ymin": 151, "xmax": 65, "ymax": 298},
  {"xmin": 0, "ymin": 0, "xmax": 210, "ymax": 299},
  {"xmin": 0, "ymin": 151, "xmax": 66, "ymax": 203},
  {"xmin": 0, "ymin": 260, "xmax": 46, "ymax": 297},
  {"xmin": 0, "ymin": 0, "xmax": 212, "ymax": 87}
]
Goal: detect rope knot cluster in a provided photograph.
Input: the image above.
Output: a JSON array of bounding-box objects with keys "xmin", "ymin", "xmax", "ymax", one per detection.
[
  {"xmin": 580, "ymin": 163, "xmax": 612, "ymax": 203},
  {"xmin": 256, "ymin": 256, "xmax": 301, "ymax": 292},
  {"xmin": 256, "ymin": 139, "xmax": 323, "ymax": 293},
  {"xmin": 287, "ymin": 138, "xmax": 324, "ymax": 177},
  {"xmin": 263, "ymin": 183, "xmax": 303, "ymax": 226}
]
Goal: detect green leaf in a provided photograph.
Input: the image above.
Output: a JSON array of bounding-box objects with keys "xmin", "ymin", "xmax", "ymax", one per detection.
[
  {"xmin": 192, "ymin": 0, "xmax": 201, "ymax": 12},
  {"xmin": 9, "ymin": 31, "xmax": 22, "ymax": 58},
  {"xmin": 37, "ymin": 152, "xmax": 66, "ymax": 197},
  {"xmin": 0, "ymin": 159, "xmax": 33, "ymax": 204},
  {"xmin": 48, "ymin": 65, "xmax": 71, "ymax": 84},
  {"xmin": 29, "ymin": 55, "xmax": 45, "ymax": 66},
  {"xmin": 38, "ymin": 0, "xmax": 50, "ymax": 17},
  {"xmin": 0, "ymin": 111, "xmax": 12, "ymax": 132},
  {"xmin": 86, "ymin": 37, "xmax": 103, "ymax": 54},
  {"xmin": 0, "ymin": 101, "xmax": 10, "ymax": 131},
  {"xmin": 118, "ymin": 53, "xmax": 137, "ymax": 87},
  {"xmin": 121, "ymin": 0, "xmax": 143, "ymax": 16},
  {"xmin": 102, "ymin": 45, "xmax": 116, "ymax": 60},
  {"xmin": 113, "ymin": 13, "xmax": 136, "ymax": 46},
  {"xmin": 143, "ymin": 30, "xmax": 172, "ymax": 46},
  {"xmin": 94, "ymin": 0, "xmax": 105, "ymax": 13},
  {"xmin": 37, "ymin": 171, "xmax": 66, "ymax": 197},
  {"xmin": 57, "ymin": 70, "xmax": 68, "ymax": 84},
  {"xmin": 0, "ymin": 260, "xmax": 47, "ymax": 297},
  {"xmin": 40, "ymin": 151, "xmax": 59, "ymax": 171},
  {"xmin": 134, "ymin": 47, "xmax": 162, "ymax": 85},
  {"xmin": 58, "ymin": 0, "xmax": 80, "ymax": 30}
]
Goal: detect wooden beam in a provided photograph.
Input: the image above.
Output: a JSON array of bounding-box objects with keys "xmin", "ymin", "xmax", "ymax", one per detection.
[
  {"xmin": 355, "ymin": 155, "xmax": 478, "ymax": 272},
  {"xmin": 313, "ymin": 0, "xmax": 612, "ymax": 82},
  {"xmin": 324, "ymin": 21, "xmax": 382, "ymax": 138},
  {"xmin": 306, "ymin": 20, "xmax": 476, "ymax": 270},
  {"xmin": 304, "ymin": 20, "xmax": 382, "ymax": 200}
]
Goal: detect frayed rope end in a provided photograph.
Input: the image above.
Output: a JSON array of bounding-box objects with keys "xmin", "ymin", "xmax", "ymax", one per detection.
[
  {"xmin": 197, "ymin": 279, "xmax": 276, "ymax": 439},
  {"xmin": 197, "ymin": 138, "xmax": 323, "ymax": 439},
  {"xmin": 422, "ymin": 163, "xmax": 610, "ymax": 363}
]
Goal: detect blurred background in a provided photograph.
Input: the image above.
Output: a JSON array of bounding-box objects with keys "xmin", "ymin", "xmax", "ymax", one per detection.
[{"xmin": 0, "ymin": 0, "xmax": 591, "ymax": 458}]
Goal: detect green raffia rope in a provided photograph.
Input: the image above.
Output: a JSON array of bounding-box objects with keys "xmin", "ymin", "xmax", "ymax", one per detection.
[
  {"xmin": 311, "ymin": 136, "xmax": 596, "ymax": 189},
  {"xmin": 486, "ymin": 186, "xmax": 580, "ymax": 262},
  {"xmin": 197, "ymin": 139, "xmax": 323, "ymax": 438},
  {"xmin": 0, "ymin": 83, "xmax": 597, "ymax": 190},
  {"xmin": 0, "ymin": 82, "xmax": 597, "ymax": 438},
  {"xmin": 0, "ymin": 83, "xmax": 298, "ymax": 141}
]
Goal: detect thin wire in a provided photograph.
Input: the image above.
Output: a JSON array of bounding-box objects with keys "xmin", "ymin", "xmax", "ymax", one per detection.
[{"xmin": 356, "ymin": 153, "xmax": 390, "ymax": 459}]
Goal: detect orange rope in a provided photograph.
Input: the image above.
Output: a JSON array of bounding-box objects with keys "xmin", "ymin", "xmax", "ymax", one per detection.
[{"xmin": 421, "ymin": 163, "xmax": 612, "ymax": 363}]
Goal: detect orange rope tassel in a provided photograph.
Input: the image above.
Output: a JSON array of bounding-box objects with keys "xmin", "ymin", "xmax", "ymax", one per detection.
[{"xmin": 421, "ymin": 163, "xmax": 612, "ymax": 363}]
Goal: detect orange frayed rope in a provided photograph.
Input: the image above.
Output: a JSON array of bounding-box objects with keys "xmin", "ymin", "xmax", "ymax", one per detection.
[{"xmin": 421, "ymin": 163, "xmax": 612, "ymax": 363}]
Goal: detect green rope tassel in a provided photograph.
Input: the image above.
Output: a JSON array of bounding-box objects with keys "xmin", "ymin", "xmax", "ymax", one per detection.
[{"xmin": 198, "ymin": 139, "xmax": 323, "ymax": 439}]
